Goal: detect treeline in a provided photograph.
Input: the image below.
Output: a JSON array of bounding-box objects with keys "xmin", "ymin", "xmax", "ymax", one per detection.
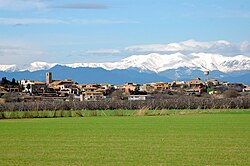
[
  {"xmin": 0, "ymin": 77, "xmax": 19, "ymax": 86},
  {"xmin": 0, "ymin": 96, "xmax": 249, "ymax": 112}
]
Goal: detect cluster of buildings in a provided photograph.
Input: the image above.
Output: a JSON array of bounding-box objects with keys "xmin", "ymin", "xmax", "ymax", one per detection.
[{"xmin": 0, "ymin": 72, "xmax": 250, "ymax": 102}]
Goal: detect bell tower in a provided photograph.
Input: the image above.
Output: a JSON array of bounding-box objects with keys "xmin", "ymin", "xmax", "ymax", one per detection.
[{"xmin": 46, "ymin": 72, "xmax": 52, "ymax": 85}]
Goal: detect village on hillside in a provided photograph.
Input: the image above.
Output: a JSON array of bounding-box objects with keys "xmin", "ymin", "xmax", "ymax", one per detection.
[{"xmin": 0, "ymin": 72, "xmax": 250, "ymax": 103}]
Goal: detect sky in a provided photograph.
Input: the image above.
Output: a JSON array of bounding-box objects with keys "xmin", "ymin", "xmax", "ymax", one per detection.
[{"xmin": 0, "ymin": 0, "xmax": 250, "ymax": 65}]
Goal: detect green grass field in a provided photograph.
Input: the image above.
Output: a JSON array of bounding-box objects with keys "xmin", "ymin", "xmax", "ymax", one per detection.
[{"xmin": 0, "ymin": 111, "xmax": 250, "ymax": 165}]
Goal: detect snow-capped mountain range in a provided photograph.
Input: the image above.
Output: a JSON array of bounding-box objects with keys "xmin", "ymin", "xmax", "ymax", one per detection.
[{"xmin": 1, "ymin": 52, "xmax": 250, "ymax": 73}]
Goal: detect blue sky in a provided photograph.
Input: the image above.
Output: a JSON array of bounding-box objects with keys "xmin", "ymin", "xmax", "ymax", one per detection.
[{"xmin": 0, "ymin": 0, "xmax": 250, "ymax": 65}]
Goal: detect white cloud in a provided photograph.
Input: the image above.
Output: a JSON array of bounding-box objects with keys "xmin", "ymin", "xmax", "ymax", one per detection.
[
  {"xmin": 125, "ymin": 40, "xmax": 225, "ymax": 52},
  {"xmin": 1, "ymin": 39, "xmax": 250, "ymax": 66},
  {"xmin": 0, "ymin": 0, "xmax": 46, "ymax": 11},
  {"xmin": 0, "ymin": 0, "xmax": 111, "ymax": 11},
  {"xmin": 240, "ymin": 41, "xmax": 250, "ymax": 52},
  {"xmin": 0, "ymin": 40, "xmax": 45, "ymax": 65},
  {"xmin": 125, "ymin": 40, "xmax": 250, "ymax": 55},
  {"xmin": 0, "ymin": 18, "xmax": 65, "ymax": 25},
  {"xmin": 0, "ymin": 17, "xmax": 135, "ymax": 26},
  {"xmin": 71, "ymin": 18, "xmax": 137, "ymax": 25},
  {"xmin": 51, "ymin": 3, "xmax": 109, "ymax": 10},
  {"xmin": 85, "ymin": 49, "xmax": 121, "ymax": 54}
]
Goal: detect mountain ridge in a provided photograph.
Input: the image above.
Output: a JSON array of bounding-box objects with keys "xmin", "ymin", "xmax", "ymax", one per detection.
[
  {"xmin": 1, "ymin": 52, "xmax": 250, "ymax": 84},
  {"xmin": 0, "ymin": 65, "xmax": 250, "ymax": 85},
  {"xmin": 1, "ymin": 52, "xmax": 250, "ymax": 73},
  {"xmin": 0, "ymin": 65, "xmax": 171, "ymax": 84}
]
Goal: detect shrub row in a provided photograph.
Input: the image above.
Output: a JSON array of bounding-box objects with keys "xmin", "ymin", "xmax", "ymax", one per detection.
[{"xmin": 0, "ymin": 96, "xmax": 249, "ymax": 112}]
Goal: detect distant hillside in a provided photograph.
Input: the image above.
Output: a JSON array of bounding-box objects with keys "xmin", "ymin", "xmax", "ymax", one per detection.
[
  {"xmin": 0, "ymin": 65, "xmax": 170, "ymax": 84},
  {"xmin": 1, "ymin": 65, "xmax": 250, "ymax": 84}
]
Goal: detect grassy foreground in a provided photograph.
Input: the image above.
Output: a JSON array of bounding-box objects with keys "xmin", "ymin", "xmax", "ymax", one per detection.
[{"xmin": 0, "ymin": 112, "xmax": 250, "ymax": 165}]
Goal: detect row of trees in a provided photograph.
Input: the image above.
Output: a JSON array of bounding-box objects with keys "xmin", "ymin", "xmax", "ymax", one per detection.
[
  {"xmin": 0, "ymin": 96, "xmax": 249, "ymax": 112},
  {"xmin": 0, "ymin": 77, "xmax": 20, "ymax": 87}
]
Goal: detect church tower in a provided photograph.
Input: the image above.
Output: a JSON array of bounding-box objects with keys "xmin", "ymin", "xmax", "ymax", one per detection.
[{"xmin": 46, "ymin": 72, "xmax": 52, "ymax": 85}]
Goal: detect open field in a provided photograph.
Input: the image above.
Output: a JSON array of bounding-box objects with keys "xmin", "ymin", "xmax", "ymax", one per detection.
[{"xmin": 0, "ymin": 111, "xmax": 250, "ymax": 165}]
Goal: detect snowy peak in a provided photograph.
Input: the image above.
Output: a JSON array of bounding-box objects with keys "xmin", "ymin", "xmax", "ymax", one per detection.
[
  {"xmin": 27, "ymin": 62, "xmax": 58, "ymax": 72},
  {"xmin": 0, "ymin": 64, "xmax": 18, "ymax": 72},
  {"xmin": 19, "ymin": 62, "xmax": 58, "ymax": 72},
  {"xmin": 113, "ymin": 52, "xmax": 250, "ymax": 72},
  {"xmin": 190, "ymin": 53, "xmax": 250, "ymax": 72},
  {"xmin": 0, "ymin": 53, "xmax": 250, "ymax": 73}
]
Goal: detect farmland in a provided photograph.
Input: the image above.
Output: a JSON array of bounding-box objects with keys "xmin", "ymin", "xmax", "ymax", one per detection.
[{"xmin": 0, "ymin": 111, "xmax": 250, "ymax": 165}]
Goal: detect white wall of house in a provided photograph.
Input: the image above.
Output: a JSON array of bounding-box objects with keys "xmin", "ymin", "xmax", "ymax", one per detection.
[
  {"xmin": 243, "ymin": 88, "xmax": 250, "ymax": 93},
  {"xmin": 128, "ymin": 95, "xmax": 148, "ymax": 101},
  {"xmin": 82, "ymin": 93, "xmax": 105, "ymax": 101},
  {"xmin": 20, "ymin": 80, "xmax": 35, "ymax": 93}
]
